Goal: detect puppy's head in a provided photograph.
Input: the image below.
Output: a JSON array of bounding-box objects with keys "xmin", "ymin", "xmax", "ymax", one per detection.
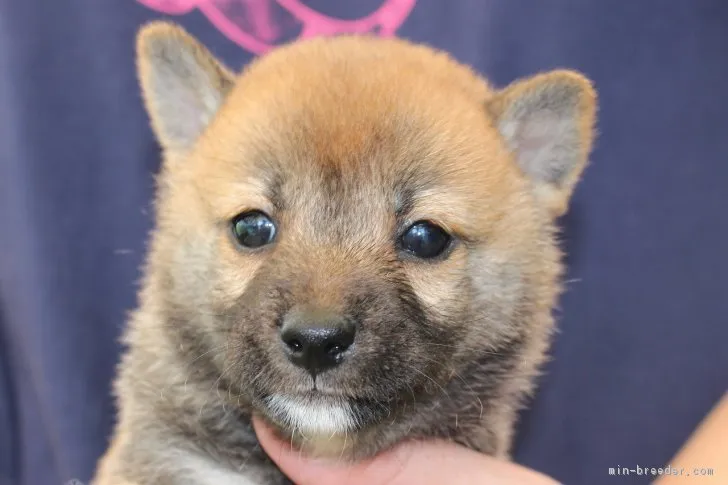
[{"xmin": 136, "ymin": 23, "xmax": 595, "ymax": 455}]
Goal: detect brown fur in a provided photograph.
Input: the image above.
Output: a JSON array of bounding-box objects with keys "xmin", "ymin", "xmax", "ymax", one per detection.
[{"xmin": 93, "ymin": 21, "xmax": 596, "ymax": 485}]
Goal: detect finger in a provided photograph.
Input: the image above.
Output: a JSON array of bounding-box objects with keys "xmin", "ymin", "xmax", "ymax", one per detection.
[{"xmin": 253, "ymin": 417, "xmax": 559, "ymax": 485}]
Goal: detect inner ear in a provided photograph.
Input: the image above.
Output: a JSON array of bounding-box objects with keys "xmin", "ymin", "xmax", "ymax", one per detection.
[
  {"xmin": 487, "ymin": 70, "xmax": 597, "ymax": 216},
  {"xmin": 136, "ymin": 21, "xmax": 235, "ymax": 154}
]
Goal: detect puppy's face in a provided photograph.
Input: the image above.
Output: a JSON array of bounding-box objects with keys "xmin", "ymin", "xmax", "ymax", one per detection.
[{"xmin": 136, "ymin": 23, "xmax": 595, "ymax": 453}]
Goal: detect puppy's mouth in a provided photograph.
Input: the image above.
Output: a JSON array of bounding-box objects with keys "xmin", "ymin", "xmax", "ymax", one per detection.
[{"xmin": 260, "ymin": 390, "xmax": 386, "ymax": 437}]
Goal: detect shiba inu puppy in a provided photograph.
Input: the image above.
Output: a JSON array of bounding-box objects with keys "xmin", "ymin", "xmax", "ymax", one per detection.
[{"xmin": 93, "ymin": 21, "xmax": 596, "ymax": 485}]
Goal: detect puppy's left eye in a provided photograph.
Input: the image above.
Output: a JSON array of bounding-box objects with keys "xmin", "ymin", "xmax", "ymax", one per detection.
[
  {"xmin": 231, "ymin": 211, "xmax": 276, "ymax": 248},
  {"xmin": 399, "ymin": 221, "xmax": 452, "ymax": 259}
]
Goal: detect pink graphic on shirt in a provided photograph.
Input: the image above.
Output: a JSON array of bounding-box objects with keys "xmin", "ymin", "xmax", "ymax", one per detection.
[{"xmin": 137, "ymin": 0, "xmax": 417, "ymax": 54}]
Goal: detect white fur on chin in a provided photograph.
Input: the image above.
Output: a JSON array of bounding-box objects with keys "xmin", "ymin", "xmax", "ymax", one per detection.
[{"xmin": 264, "ymin": 393, "xmax": 356, "ymax": 437}]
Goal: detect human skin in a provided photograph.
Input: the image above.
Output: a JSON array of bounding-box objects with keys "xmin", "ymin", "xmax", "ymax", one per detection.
[
  {"xmin": 654, "ymin": 392, "xmax": 727, "ymax": 485},
  {"xmin": 252, "ymin": 417, "xmax": 560, "ymax": 485}
]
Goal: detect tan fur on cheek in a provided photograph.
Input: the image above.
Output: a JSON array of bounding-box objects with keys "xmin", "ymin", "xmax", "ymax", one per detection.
[
  {"xmin": 160, "ymin": 166, "xmax": 268, "ymax": 306},
  {"xmin": 212, "ymin": 236, "xmax": 266, "ymax": 304},
  {"xmin": 405, "ymin": 248, "xmax": 468, "ymax": 312}
]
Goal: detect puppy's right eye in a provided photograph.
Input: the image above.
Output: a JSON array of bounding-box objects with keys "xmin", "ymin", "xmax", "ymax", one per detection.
[{"xmin": 231, "ymin": 211, "xmax": 276, "ymax": 248}]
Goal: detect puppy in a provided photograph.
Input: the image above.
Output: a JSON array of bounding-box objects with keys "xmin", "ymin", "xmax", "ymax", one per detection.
[{"xmin": 93, "ymin": 21, "xmax": 596, "ymax": 485}]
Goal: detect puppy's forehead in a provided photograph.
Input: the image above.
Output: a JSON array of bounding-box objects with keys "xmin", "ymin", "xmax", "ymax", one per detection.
[{"xmin": 195, "ymin": 37, "xmax": 520, "ymax": 227}]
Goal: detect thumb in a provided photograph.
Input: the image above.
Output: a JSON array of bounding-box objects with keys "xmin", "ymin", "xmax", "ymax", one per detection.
[{"xmin": 253, "ymin": 417, "xmax": 559, "ymax": 485}]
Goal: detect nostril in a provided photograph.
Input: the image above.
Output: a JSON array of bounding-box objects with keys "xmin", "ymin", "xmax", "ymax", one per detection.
[
  {"xmin": 281, "ymin": 330, "xmax": 304, "ymax": 353},
  {"xmin": 328, "ymin": 324, "xmax": 355, "ymax": 355},
  {"xmin": 286, "ymin": 338, "xmax": 303, "ymax": 353},
  {"xmin": 324, "ymin": 341, "xmax": 348, "ymax": 357}
]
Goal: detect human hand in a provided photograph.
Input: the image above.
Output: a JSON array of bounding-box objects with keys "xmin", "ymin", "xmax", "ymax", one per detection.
[{"xmin": 253, "ymin": 417, "xmax": 560, "ymax": 485}]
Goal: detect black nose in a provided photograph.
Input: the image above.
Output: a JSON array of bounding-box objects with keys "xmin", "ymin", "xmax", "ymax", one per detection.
[{"xmin": 280, "ymin": 316, "xmax": 355, "ymax": 375}]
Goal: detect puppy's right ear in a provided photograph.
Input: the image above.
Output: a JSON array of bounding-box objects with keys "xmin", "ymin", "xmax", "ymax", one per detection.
[{"xmin": 136, "ymin": 22, "xmax": 235, "ymax": 154}]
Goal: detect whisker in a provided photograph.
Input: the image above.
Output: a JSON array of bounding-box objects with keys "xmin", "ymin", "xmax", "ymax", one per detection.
[
  {"xmin": 417, "ymin": 354, "xmax": 485, "ymax": 419},
  {"xmin": 402, "ymin": 363, "xmax": 450, "ymax": 401},
  {"xmin": 199, "ymin": 360, "xmax": 237, "ymax": 418}
]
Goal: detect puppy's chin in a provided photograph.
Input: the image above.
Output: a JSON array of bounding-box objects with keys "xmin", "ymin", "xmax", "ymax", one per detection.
[
  {"xmin": 264, "ymin": 393, "xmax": 358, "ymax": 437},
  {"xmin": 259, "ymin": 392, "xmax": 389, "ymax": 458},
  {"xmin": 259, "ymin": 393, "xmax": 354, "ymax": 457}
]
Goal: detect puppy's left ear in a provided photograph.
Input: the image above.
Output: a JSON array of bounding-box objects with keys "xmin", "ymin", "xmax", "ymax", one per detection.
[{"xmin": 487, "ymin": 70, "xmax": 597, "ymax": 217}]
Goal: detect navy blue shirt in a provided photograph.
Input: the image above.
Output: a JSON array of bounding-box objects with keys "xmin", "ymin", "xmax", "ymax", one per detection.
[{"xmin": 1, "ymin": 1, "xmax": 726, "ymax": 484}]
